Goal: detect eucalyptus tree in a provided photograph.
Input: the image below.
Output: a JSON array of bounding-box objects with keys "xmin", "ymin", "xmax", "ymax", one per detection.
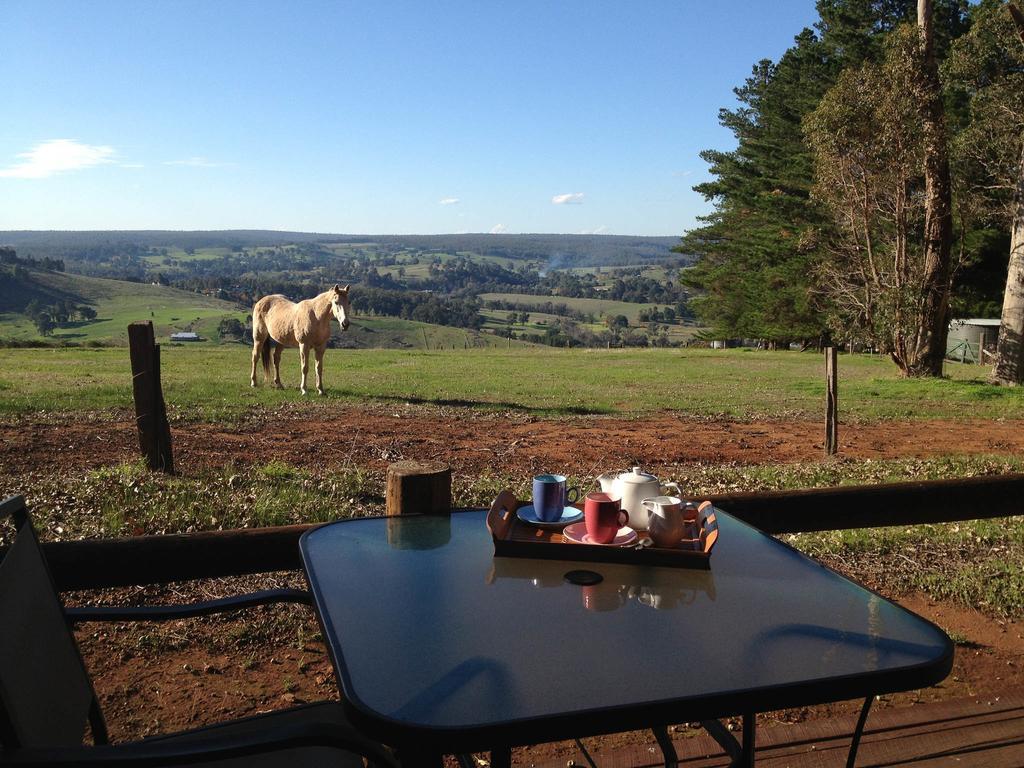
[
  {"xmin": 805, "ymin": 28, "xmax": 934, "ymax": 371},
  {"xmin": 804, "ymin": 0, "xmax": 965, "ymax": 376},
  {"xmin": 915, "ymin": 0, "xmax": 956, "ymax": 376},
  {"xmin": 946, "ymin": 1, "xmax": 1024, "ymax": 384}
]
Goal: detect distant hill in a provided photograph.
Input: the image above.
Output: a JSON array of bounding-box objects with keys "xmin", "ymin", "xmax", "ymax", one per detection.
[
  {"xmin": 0, "ymin": 267, "xmax": 244, "ymax": 344},
  {"xmin": 0, "ymin": 230, "xmax": 687, "ymax": 269},
  {"xmin": 0, "ymin": 266, "xmax": 535, "ymax": 349}
]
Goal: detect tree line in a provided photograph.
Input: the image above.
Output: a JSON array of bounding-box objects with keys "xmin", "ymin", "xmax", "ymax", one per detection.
[
  {"xmin": 22, "ymin": 299, "xmax": 96, "ymax": 336},
  {"xmin": 350, "ymin": 287, "xmax": 483, "ymax": 330},
  {"xmin": 681, "ymin": 0, "xmax": 1024, "ymax": 381},
  {"xmin": 0, "ymin": 246, "xmax": 65, "ymax": 272}
]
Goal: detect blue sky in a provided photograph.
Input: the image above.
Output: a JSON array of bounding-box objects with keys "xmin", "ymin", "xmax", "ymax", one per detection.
[{"xmin": 1, "ymin": 1, "xmax": 819, "ymax": 236}]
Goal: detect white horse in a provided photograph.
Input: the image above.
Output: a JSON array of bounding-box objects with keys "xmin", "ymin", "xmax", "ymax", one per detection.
[{"xmin": 250, "ymin": 284, "xmax": 352, "ymax": 395}]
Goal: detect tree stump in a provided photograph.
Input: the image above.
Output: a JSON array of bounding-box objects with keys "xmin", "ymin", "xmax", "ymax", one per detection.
[{"xmin": 385, "ymin": 461, "xmax": 451, "ymax": 517}]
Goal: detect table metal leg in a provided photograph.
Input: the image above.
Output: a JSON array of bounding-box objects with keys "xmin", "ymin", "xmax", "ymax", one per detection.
[
  {"xmin": 700, "ymin": 720, "xmax": 742, "ymax": 764},
  {"xmin": 846, "ymin": 695, "xmax": 874, "ymax": 768},
  {"xmin": 701, "ymin": 715, "xmax": 756, "ymax": 767},
  {"xmin": 738, "ymin": 712, "xmax": 756, "ymax": 768},
  {"xmin": 651, "ymin": 725, "xmax": 679, "ymax": 768}
]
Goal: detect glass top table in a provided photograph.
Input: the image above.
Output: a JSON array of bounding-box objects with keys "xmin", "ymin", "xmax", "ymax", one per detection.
[{"xmin": 300, "ymin": 509, "xmax": 952, "ymax": 760}]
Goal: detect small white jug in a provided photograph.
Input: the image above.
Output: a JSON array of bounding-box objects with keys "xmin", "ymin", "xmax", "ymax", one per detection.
[{"xmin": 642, "ymin": 496, "xmax": 695, "ymax": 548}]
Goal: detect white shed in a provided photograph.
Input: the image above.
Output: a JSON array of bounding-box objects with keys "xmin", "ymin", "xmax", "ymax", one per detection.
[{"xmin": 946, "ymin": 319, "xmax": 1000, "ymax": 363}]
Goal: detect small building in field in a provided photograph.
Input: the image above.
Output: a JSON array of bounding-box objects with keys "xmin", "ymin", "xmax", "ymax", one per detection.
[
  {"xmin": 946, "ymin": 318, "xmax": 1000, "ymax": 363},
  {"xmin": 170, "ymin": 331, "xmax": 201, "ymax": 342}
]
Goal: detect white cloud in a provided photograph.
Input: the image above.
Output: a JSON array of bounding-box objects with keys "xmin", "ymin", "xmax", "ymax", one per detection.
[
  {"xmin": 672, "ymin": 170, "xmax": 694, "ymax": 178},
  {"xmin": 438, "ymin": 197, "xmax": 460, "ymax": 205},
  {"xmin": 578, "ymin": 225, "xmax": 608, "ymax": 235},
  {"xmin": 0, "ymin": 139, "xmax": 116, "ymax": 179},
  {"xmin": 163, "ymin": 156, "xmax": 222, "ymax": 167},
  {"xmin": 552, "ymin": 192, "xmax": 584, "ymax": 205},
  {"xmin": 489, "ymin": 224, "xmax": 507, "ymax": 234},
  {"xmin": 120, "ymin": 163, "xmax": 145, "ymax": 169}
]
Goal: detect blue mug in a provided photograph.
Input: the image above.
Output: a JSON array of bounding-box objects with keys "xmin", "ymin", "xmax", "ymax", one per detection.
[{"xmin": 532, "ymin": 474, "xmax": 580, "ymax": 522}]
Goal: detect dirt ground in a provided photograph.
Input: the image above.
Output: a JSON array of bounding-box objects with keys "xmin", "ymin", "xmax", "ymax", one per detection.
[
  {"xmin": 5, "ymin": 406, "xmax": 1023, "ymax": 762},
  {"xmin": 71, "ymin": 583, "xmax": 1023, "ymax": 763},
  {"xmin": 4, "ymin": 405, "xmax": 1024, "ymax": 477}
]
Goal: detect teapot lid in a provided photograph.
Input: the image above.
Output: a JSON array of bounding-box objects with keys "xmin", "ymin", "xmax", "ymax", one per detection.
[{"xmin": 620, "ymin": 466, "xmax": 657, "ymax": 483}]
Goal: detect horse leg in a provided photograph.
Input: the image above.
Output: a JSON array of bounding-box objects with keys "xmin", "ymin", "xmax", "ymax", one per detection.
[
  {"xmin": 250, "ymin": 339, "xmax": 262, "ymax": 388},
  {"xmin": 299, "ymin": 342, "xmax": 310, "ymax": 395},
  {"xmin": 273, "ymin": 345, "xmax": 284, "ymax": 389},
  {"xmin": 314, "ymin": 345, "xmax": 326, "ymax": 395}
]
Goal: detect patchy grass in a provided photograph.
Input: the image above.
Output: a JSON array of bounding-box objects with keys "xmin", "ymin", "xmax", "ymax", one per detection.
[
  {"xmin": 789, "ymin": 521, "xmax": 1024, "ymax": 619},
  {"xmin": 14, "ymin": 460, "xmax": 376, "ymax": 541},
  {"xmin": 10, "ymin": 452, "xmax": 1024, "ymax": 619}
]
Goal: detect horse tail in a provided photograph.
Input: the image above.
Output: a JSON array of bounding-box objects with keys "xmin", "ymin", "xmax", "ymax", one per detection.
[{"xmin": 261, "ymin": 337, "xmax": 275, "ymax": 378}]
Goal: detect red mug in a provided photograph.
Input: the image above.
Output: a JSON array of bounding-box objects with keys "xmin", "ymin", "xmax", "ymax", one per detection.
[{"xmin": 584, "ymin": 492, "xmax": 629, "ymax": 544}]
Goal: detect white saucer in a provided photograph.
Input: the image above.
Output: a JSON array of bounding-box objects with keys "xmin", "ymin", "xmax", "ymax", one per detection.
[
  {"xmin": 562, "ymin": 522, "xmax": 638, "ymax": 547},
  {"xmin": 516, "ymin": 505, "xmax": 584, "ymax": 529}
]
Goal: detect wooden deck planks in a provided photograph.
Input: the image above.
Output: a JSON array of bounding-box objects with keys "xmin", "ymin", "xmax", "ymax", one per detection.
[{"xmin": 526, "ymin": 695, "xmax": 1024, "ymax": 767}]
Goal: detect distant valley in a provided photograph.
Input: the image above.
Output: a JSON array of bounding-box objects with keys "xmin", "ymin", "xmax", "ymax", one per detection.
[{"xmin": 0, "ymin": 231, "xmax": 698, "ymax": 349}]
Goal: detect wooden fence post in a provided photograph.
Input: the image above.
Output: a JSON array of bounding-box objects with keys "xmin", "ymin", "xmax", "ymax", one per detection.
[
  {"xmin": 385, "ymin": 460, "xmax": 451, "ymax": 516},
  {"xmin": 825, "ymin": 346, "xmax": 838, "ymax": 457},
  {"xmin": 128, "ymin": 321, "xmax": 174, "ymax": 473}
]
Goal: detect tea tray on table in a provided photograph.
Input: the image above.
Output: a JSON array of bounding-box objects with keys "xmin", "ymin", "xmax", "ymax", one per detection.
[{"xmin": 487, "ymin": 491, "xmax": 719, "ymax": 570}]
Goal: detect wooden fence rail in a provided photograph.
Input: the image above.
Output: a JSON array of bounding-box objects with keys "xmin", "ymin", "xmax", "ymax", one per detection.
[{"xmin": 24, "ymin": 473, "xmax": 1024, "ymax": 591}]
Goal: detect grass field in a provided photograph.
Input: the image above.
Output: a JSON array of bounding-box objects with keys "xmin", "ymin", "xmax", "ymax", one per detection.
[
  {"xmin": 1, "ymin": 346, "xmax": 1020, "ymax": 422},
  {"xmin": 479, "ymin": 292, "xmax": 676, "ymax": 324},
  {"xmin": 369, "ymin": 251, "xmax": 536, "ymax": 281},
  {"xmin": 479, "ymin": 308, "xmax": 700, "ymax": 344},
  {"xmin": 0, "ymin": 270, "xmax": 245, "ymax": 344},
  {"xmin": 344, "ymin": 316, "xmax": 531, "ymax": 350},
  {"xmin": 139, "ymin": 247, "xmax": 234, "ymax": 266}
]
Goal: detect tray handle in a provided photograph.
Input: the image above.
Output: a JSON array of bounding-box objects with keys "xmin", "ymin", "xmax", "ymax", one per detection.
[
  {"xmin": 698, "ymin": 500, "xmax": 719, "ymax": 554},
  {"xmin": 487, "ymin": 490, "xmax": 520, "ymax": 542}
]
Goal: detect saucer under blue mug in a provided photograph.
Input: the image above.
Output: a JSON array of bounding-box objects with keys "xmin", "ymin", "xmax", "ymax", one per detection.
[{"xmin": 516, "ymin": 505, "xmax": 583, "ymax": 529}]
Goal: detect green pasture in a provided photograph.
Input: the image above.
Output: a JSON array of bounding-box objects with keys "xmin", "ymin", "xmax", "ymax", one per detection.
[
  {"xmin": 0, "ymin": 270, "xmax": 244, "ymax": 344},
  {"xmin": 479, "ymin": 308, "xmax": 568, "ymax": 334},
  {"xmin": 371, "ymin": 250, "xmax": 535, "ymax": 281},
  {"xmin": 140, "ymin": 247, "xmax": 233, "ymax": 265},
  {"xmin": 563, "ymin": 264, "xmax": 679, "ymax": 283},
  {"xmin": 344, "ymin": 316, "xmax": 530, "ymax": 350},
  {"xmin": 479, "ymin": 292, "xmax": 674, "ymax": 324},
  {"xmin": 479, "ymin": 308, "xmax": 699, "ymax": 344},
  {"xmin": 1, "ymin": 346, "xmax": 1021, "ymax": 422}
]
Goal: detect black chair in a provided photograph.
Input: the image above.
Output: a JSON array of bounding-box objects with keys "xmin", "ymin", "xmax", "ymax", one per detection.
[{"xmin": 0, "ymin": 494, "xmax": 397, "ymax": 767}]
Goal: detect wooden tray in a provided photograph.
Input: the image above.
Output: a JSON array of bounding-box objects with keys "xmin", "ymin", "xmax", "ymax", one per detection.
[{"xmin": 486, "ymin": 491, "xmax": 719, "ymax": 570}]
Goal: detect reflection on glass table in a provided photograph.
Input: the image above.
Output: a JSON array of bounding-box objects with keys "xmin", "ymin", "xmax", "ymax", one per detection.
[{"xmin": 300, "ymin": 509, "xmax": 952, "ymax": 767}]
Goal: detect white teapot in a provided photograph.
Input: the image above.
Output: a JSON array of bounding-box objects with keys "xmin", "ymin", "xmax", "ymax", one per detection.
[{"xmin": 594, "ymin": 467, "xmax": 681, "ymax": 531}]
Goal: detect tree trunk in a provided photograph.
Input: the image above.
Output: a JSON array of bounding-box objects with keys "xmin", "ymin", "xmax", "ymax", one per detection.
[
  {"xmin": 991, "ymin": 132, "xmax": 1024, "ymax": 384},
  {"xmin": 910, "ymin": 0, "xmax": 954, "ymax": 377},
  {"xmin": 991, "ymin": 5, "xmax": 1024, "ymax": 384}
]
